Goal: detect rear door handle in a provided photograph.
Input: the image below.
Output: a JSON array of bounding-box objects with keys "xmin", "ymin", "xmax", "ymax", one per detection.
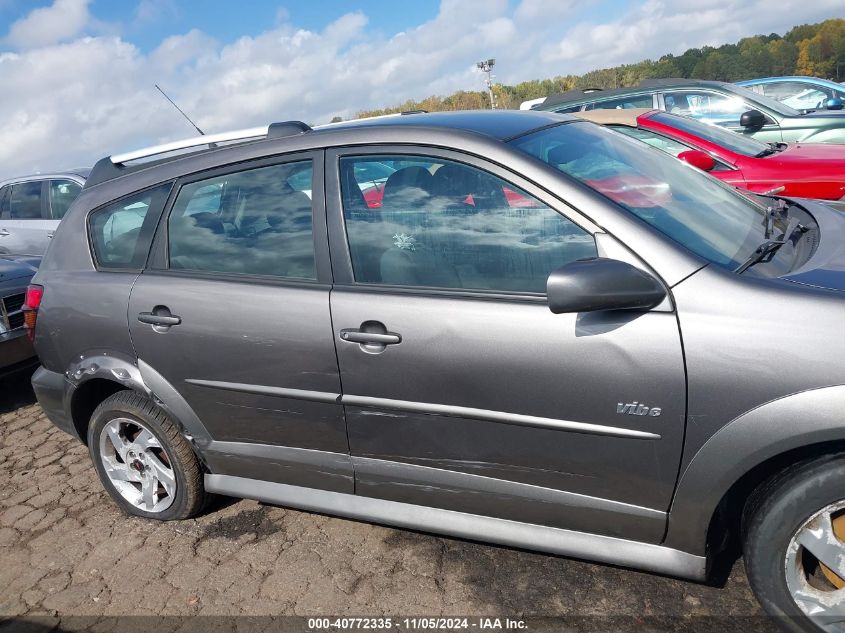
[
  {"xmin": 340, "ymin": 330, "xmax": 401, "ymax": 345},
  {"xmin": 47, "ymin": 231, "xmax": 54, "ymax": 239},
  {"xmin": 0, "ymin": 229, "xmax": 9, "ymax": 236},
  {"xmin": 138, "ymin": 306, "xmax": 181, "ymax": 328}
]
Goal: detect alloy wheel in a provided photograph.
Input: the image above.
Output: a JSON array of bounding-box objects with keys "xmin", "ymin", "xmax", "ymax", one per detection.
[
  {"xmin": 785, "ymin": 500, "xmax": 845, "ymax": 630},
  {"xmin": 98, "ymin": 417, "xmax": 176, "ymax": 513}
]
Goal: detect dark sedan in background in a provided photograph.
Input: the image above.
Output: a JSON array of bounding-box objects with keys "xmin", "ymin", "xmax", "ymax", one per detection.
[{"xmin": 0, "ymin": 255, "xmax": 39, "ymax": 377}]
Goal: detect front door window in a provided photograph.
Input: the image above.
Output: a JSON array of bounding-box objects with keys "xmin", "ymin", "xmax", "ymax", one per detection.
[{"xmin": 340, "ymin": 155, "xmax": 596, "ymax": 294}]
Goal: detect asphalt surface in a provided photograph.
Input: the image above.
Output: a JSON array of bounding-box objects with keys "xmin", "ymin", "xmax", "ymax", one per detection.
[{"xmin": 0, "ymin": 368, "xmax": 779, "ymax": 633}]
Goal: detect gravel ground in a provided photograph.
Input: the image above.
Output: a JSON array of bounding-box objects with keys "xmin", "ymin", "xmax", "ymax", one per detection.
[{"xmin": 0, "ymin": 368, "xmax": 779, "ymax": 633}]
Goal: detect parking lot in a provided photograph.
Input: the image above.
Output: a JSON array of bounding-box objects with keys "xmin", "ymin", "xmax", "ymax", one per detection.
[{"xmin": 0, "ymin": 369, "xmax": 779, "ymax": 632}]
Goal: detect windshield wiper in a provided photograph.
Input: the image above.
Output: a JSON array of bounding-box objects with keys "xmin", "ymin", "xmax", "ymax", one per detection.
[
  {"xmin": 735, "ymin": 216, "xmax": 806, "ymax": 274},
  {"xmin": 755, "ymin": 142, "xmax": 779, "ymax": 158}
]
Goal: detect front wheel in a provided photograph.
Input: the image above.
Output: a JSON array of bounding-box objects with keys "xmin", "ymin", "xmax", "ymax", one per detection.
[
  {"xmin": 744, "ymin": 455, "xmax": 845, "ymax": 632},
  {"xmin": 87, "ymin": 390, "xmax": 207, "ymax": 520}
]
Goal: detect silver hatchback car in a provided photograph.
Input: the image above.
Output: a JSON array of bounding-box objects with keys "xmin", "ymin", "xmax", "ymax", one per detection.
[{"xmin": 25, "ymin": 111, "xmax": 845, "ymax": 631}]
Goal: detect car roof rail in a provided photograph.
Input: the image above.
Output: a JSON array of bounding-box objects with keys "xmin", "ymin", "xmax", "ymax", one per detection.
[
  {"xmin": 86, "ymin": 121, "xmax": 313, "ymax": 188},
  {"xmin": 637, "ymin": 77, "xmax": 719, "ymax": 88}
]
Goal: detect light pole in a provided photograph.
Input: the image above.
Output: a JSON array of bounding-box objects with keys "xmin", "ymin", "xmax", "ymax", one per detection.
[{"xmin": 477, "ymin": 58, "xmax": 496, "ymax": 109}]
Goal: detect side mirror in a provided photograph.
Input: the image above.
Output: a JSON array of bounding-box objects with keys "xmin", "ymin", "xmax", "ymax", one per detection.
[
  {"xmin": 825, "ymin": 97, "xmax": 844, "ymax": 110},
  {"xmin": 677, "ymin": 149, "xmax": 716, "ymax": 172},
  {"xmin": 740, "ymin": 109, "xmax": 766, "ymax": 129},
  {"xmin": 546, "ymin": 258, "xmax": 666, "ymax": 314}
]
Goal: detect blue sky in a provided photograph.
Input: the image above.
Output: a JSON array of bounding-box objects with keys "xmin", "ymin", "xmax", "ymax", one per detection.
[
  {"xmin": 0, "ymin": 0, "xmax": 629, "ymax": 53},
  {"xmin": 94, "ymin": 0, "xmax": 445, "ymax": 51},
  {"xmin": 0, "ymin": 0, "xmax": 841, "ymax": 175}
]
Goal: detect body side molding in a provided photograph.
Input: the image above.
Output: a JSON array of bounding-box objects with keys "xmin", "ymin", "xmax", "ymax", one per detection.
[
  {"xmin": 185, "ymin": 379, "xmax": 341, "ymax": 404},
  {"xmin": 183, "ymin": 379, "xmax": 660, "ymax": 440},
  {"xmin": 344, "ymin": 395, "xmax": 661, "ymax": 439},
  {"xmin": 205, "ymin": 474, "xmax": 705, "ymax": 580}
]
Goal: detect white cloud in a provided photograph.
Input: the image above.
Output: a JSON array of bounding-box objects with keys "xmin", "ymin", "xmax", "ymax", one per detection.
[
  {"xmin": 134, "ymin": 0, "xmax": 177, "ymax": 25},
  {"xmin": 0, "ymin": 0, "xmax": 841, "ymax": 176},
  {"xmin": 4, "ymin": 0, "xmax": 91, "ymax": 49},
  {"xmin": 540, "ymin": 0, "xmax": 845, "ymax": 70}
]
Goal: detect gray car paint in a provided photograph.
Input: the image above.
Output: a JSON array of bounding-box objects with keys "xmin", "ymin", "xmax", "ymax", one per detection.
[{"xmin": 28, "ymin": 110, "xmax": 845, "ymax": 582}]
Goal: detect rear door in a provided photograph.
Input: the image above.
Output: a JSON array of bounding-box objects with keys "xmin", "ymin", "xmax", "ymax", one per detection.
[
  {"xmin": 128, "ymin": 152, "xmax": 352, "ymax": 493},
  {"xmin": 0, "ymin": 180, "xmax": 55, "ymax": 255},
  {"xmin": 327, "ymin": 148, "xmax": 687, "ymax": 543}
]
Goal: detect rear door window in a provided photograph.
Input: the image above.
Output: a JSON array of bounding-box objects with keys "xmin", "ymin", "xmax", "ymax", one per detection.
[
  {"xmin": 166, "ymin": 160, "xmax": 316, "ymax": 280},
  {"xmin": 9, "ymin": 181, "xmax": 44, "ymax": 219},
  {"xmin": 88, "ymin": 184, "xmax": 172, "ymax": 269},
  {"xmin": 48, "ymin": 179, "xmax": 83, "ymax": 219}
]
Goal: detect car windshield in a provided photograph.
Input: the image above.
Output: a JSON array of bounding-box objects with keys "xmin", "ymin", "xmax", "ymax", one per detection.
[
  {"xmin": 509, "ymin": 121, "xmax": 786, "ymax": 271},
  {"xmin": 723, "ymin": 83, "xmax": 800, "ymax": 116},
  {"xmin": 649, "ymin": 112, "xmax": 768, "ymax": 157}
]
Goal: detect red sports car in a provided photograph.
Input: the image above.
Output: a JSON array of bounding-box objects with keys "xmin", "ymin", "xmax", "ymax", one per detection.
[{"xmin": 576, "ymin": 108, "xmax": 845, "ymax": 202}]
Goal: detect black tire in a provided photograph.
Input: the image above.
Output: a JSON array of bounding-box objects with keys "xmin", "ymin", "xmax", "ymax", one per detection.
[
  {"xmin": 743, "ymin": 454, "xmax": 845, "ymax": 633},
  {"xmin": 87, "ymin": 390, "xmax": 207, "ymax": 521}
]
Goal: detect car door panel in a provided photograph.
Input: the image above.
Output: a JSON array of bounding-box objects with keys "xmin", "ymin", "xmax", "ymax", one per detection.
[
  {"xmin": 129, "ymin": 276, "xmax": 351, "ymax": 491},
  {"xmin": 332, "ymin": 289, "xmax": 684, "ymax": 541},
  {"xmin": 327, "ymin": 149, "xmax": 687, "ymax": 542}
]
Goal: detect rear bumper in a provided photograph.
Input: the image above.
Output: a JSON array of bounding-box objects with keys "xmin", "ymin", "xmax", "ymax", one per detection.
[
  {"xmin": 0, "ymin": 330, "xmax": 36, "ymax": 377},
  {"xmin": 31, "ymin": 366, "xmax": 77, "ymax": 438}
]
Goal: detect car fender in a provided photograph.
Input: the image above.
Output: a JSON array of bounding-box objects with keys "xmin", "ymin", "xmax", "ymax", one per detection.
[
  {"xmin": 64, "ymin": 351, "xmax": 213, "ymax": 449},
  {"xmin": 663, "ymin": 384, "xmax": 845, "ymax": 555}
]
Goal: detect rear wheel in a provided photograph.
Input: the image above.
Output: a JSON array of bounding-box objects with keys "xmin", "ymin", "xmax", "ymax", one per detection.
[
  {"xmin": 87, "ymin": 390, "xmax": 206, "ymax": 520},
  {"xmin": 744, "ymin": 455, "xmax": 845, "ymax": 632}
]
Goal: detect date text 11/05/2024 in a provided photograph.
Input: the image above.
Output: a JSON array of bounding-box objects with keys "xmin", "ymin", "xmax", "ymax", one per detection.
[{"xmin": 306, "ymin": 617, "xmax": 528, "ymax": 630}]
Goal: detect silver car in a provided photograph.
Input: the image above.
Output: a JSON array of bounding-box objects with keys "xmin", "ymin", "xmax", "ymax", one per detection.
[{"xmin": 0, "ymin": 170, "xmax": 87, "ymax": 255}]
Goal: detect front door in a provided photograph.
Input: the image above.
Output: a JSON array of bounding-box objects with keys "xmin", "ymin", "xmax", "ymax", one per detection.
[
  {"xmin": 328, "ymin": 150, "xmax": 687, "ymax": 543},
  {"xmin": 128, "ymin": 152, "xmax": 352, "ymax": 493}
]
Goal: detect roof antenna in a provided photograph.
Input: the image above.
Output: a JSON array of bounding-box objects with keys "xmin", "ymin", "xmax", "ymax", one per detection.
[{"xmin": 155, "ymin": 84, "xmax": 205, "ymax": 136}]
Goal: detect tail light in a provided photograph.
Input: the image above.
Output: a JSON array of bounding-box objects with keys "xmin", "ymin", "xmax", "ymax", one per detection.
[{"xmin": 22, "ymin": 284, "xmax": 43, "ymax": 341}]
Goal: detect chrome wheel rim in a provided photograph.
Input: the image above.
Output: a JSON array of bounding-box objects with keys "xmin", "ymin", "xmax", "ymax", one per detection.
[
  {"xmin": 98, "ymin": 417, "xmax": 176, "ymax": 513},
  {"xmin": 785, "ymin": 500, "xmax": 845, "ymax": 630}
]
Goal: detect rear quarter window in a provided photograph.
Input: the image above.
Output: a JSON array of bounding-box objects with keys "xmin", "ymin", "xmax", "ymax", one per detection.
[{"xmin": 88, "ymin": 183, "xmax": 172, "ymax": 270}]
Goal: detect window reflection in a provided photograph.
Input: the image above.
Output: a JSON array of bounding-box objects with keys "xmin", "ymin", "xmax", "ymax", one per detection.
[
  {"xmin": 168, "ymin": 161, "xmax": 315, "ymax": 280},
  {"xmin": 340, "ymin": 156, "xmax": 596, "ymax": 293}
]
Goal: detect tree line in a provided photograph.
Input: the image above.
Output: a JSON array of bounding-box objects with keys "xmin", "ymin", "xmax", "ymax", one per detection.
[{"xmin": 347, "ymin": 17, "xmax": 845, "ymax": 119}]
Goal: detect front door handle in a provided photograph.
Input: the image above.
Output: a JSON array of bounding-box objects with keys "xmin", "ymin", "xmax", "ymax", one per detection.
[
  {"xmin": 339, "ymin": 321, "xmax": 401, "ymax": 353},
  {"xmin": 0, "ymin": 229, "xmax": 9, "ymax": 236},
  {"xmin": 138, "ymin": 306, "xmax": 181, "ymax": 328},
  {"xmin": 340, "ymin": 330, "xmax": 401, "ymax": 345}
]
